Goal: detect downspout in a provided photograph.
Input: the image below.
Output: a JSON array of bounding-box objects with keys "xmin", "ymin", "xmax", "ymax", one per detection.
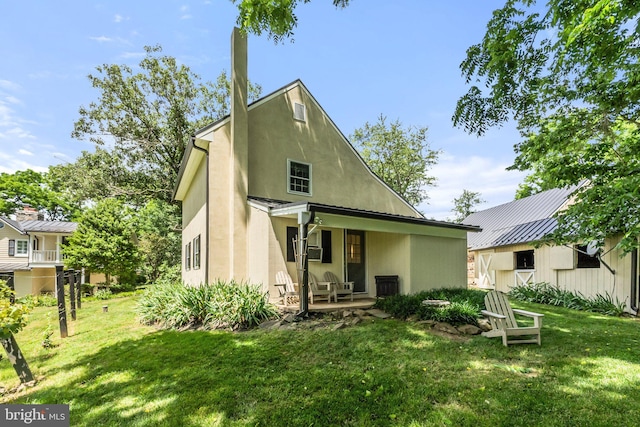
[
  {"xmin": 190, "ymin": 136, "xmax": 209, "ymax": 283},
  {"xmin": 296, "ymin": 210, "xmax": 315, "ymax": 317},
  {"xmin": 631, "ymin": 248, "xmax": 638, "ymax": 315}
]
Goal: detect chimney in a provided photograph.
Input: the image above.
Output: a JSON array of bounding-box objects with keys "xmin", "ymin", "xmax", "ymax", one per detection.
[
  {"xmin": 15, "ymin": 206, "xmax": 44, "ymax": 221},
  {"xmin": 229, "ymin": 27, "xmax": 249, "ymax": 278}
]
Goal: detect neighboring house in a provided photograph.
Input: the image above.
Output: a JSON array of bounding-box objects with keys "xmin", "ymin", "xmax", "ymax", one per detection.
[
  {"xmin": 0, "ymin": 207, "xmax": 77, "ymax": 297},
  {"xmin": 173, "ymin": 28, "xmax": 479, "ymax": 305},
  {"xmin": 463, "ymin": 184, "xmax": 640, "ymax": 314}
]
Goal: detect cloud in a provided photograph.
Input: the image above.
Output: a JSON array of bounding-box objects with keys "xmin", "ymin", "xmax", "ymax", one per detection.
[
  {"xmin": 0, "ymin": 80, "xmax": 21, "ymax": 91},
  {"xmin": 114, "ymin": 14, "xmax": 128, "ymax": 23},
  {"xmin": 89, "ymin": 36, "xmax": 131, "ymax": 45},
  {"xmin": 420, "ymin": 153, "xmax": 526, "ymax": 220},
  {"xmin": 18, "ymin": 149, "xmax": 33, "ymax": 156}
]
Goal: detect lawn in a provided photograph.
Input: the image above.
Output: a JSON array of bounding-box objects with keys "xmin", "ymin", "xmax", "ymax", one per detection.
[{"xmin": 1, "ymin": 295, "xmax": 640, "ymax": 426}]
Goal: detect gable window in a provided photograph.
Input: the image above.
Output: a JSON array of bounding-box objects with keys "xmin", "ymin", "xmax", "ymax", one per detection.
[
  {"xmin": 287, "ymin": 159, "xmax": 311, "ymax": 196},
  {"xmin": 515, "ymin": 250, "xmax": 534, "ymax": 269},
  {"xmin": 193, "ymin": 235, "xmax": 201, "ymax": 270},
  {"xmin": 293, "ymin": 103, "xmax": 306, "ymax": 122},
  {"xmin": 576, "ymin": 244, "xmax": 601, "ymax": 269},
  {"xmin": 185, "ymin": 242, "xmax": 192, "ymax": 271}
]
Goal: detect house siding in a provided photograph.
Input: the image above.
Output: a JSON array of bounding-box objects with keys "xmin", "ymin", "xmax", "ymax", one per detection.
[
  {"xmin": 410, "ymin": 234, "xmax": 468, "ymax": 293},
  {"xmin": 182, "ymin": 154, "xmax": 208, "ymax": 285},
  {"xmin": 0, "ymin": 225, "xmax": 25, "ymax": 262},
  {"xmin": 473, "ymin": 237, "xmax": 632, "ymax": 310}
]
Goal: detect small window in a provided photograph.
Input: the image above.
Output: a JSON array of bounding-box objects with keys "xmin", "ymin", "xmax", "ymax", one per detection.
[
  {"xmin": 515, "ymin": 250, "xmax": 534, "ymax": 269},
  {"xmin": 293, "ymin": 102, "xmax": 306, "ymax": 121},
  {"xmin": 15, "ymin": 240, "xmax": 28, "ymax": 257},
  {"xmin": 185, "ymin": 242, "xmax": 192, "ymax": 271},
  {"xmin": 193, "ymin": 235, "xmax": 201, "ymax": 270},
  {"xmin": 287, "ymin": 159, "xmax": 312, "ymax": 195},
  {"xmin": 8, "ymin": 239, "xmax": 15, "ymax": 257},
  {"xmin": 576, "ymin": 244, "xmax": 601, "ymax": 268},
  {"xmin": 286, "ymin": 227, "xmax": 298, "ymax": 262}
]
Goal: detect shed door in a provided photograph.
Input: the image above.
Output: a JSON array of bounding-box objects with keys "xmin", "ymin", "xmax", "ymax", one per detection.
[{"xmin": 478, "ymin": 253, "xmax": 495, "ymax": 288}]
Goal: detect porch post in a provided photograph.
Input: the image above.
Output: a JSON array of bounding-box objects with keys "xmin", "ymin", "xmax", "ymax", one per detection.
[
  {"xmin": 55, "ymin": 265, "xmax": 68, "ymax": 338},
  {"xmin": 297, "ymin": 211, "xmax": 314, "ymax": 316}
]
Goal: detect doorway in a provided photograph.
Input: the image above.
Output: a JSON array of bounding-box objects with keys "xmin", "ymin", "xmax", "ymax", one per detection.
[{"xmin": 346, "ymin": 230, "xmax": 366, "ymax": 293}]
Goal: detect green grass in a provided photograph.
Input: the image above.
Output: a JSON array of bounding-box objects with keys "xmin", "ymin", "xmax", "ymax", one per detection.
[{"xmin": 1, "ymin": 296, "xmax": 640, "ymax": 426}]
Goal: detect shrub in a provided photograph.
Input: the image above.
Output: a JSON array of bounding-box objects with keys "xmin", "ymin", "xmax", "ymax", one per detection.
[
  {"xmin": 94, "ymin": 289, "xmax": 113, "ymax": 300},
  {"xmin": 136, "ymin": 277, "xmax": 279, "ymax": 330},
  {"xmin": 16, "ymin": 293, "xmax": 57, "ymax": 307},
  {"xmin": 509, "ymin": 282, "xmax": 626, "ymax": 316},
  {"xmin": 373, "ymin": 288, "xmax": 485, "ymax": 325}
]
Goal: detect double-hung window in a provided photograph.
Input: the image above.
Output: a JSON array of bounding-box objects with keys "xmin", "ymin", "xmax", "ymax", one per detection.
[
  {"xmin": 288, "ymin": 159, "xmax": 312, "ymax": 196},
  {"xmin": 8, "ymin": 239, "xmax": 28, "ymax": 257},
  {"xmin": 193, "ymin": 235, "xmax": 201, "ymax": 270},
  {"xmin": 185, "ymin": 242, "xmax": 192, "ymax": 271}
]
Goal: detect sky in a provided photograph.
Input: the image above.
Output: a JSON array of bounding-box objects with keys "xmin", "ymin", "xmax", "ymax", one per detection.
[{"xmin": 0, "ymin": 0, "xmax": 528, "ymax": 220}]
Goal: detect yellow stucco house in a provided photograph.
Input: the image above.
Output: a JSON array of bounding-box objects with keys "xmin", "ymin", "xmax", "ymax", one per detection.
[
  {"xmin": 173, "ymin": 29, "xmax": 479, "ymax": 307},
  {"xmin": 0, "ymin": 208, "xmax": 77, "ymax": 297}
]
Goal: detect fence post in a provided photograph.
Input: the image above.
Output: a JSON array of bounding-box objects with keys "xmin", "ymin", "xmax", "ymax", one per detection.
[
  {"xmin": 55, "ymin": 265, "xmax": 68, "ymax": 338},
  {"xmin": 68, "ymin": 269, "xmax": 76, "ymax": 321}
]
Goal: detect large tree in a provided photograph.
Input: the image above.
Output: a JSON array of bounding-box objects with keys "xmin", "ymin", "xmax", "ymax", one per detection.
[
  {"xmin": 350, "ymin": 115, "xmax": 440, "ymax": 207},
  {"xmin": 451, "ymin": 189, "xmax": 485, "ymax": 223},
  {"xmin": 453, "ymin": 0, "xmax": 640, "ymax": 253},
  {"xmin": 69, "ymin": 45, "xmax": 262, "ymax": 205},
  {"xmin": 0, "ymin": 169, "xmax": 78, "ymax": 220},
  {"xmin": 232, "ymin": 0, "xmax": 350, "ymax": 42}
]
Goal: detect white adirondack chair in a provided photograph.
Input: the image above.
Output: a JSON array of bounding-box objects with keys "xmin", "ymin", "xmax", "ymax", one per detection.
[
  {"xmin": 308, "ymin": 273, "xmax": 332, "ymax": 304},
  {"xmin": 481, "ymin": 290, "xmax": 544, "ymax": 346},
  {"xmin": 275, "ymin": 271, "xmax": 299, "ymax": 307},
  {"xmin": 324, "ymin": 271, "xmax": 354, "ymax": 302}
]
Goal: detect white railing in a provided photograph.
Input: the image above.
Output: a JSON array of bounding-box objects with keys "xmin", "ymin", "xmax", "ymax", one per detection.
[{"xmin": 31, "ymin": 250, "xmax": 60, "ymax": 263}]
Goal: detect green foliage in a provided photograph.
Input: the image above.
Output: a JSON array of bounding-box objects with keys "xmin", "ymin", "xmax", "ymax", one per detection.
[
  {"xmin": 135, "ymin": 199, "xmax": 181, "ymax": 283},
  {"xmin": 451, "ymin": 189, "xmax": 485, "ymax": 222},
  {"xmin": 63, "ymin": 198, "xmax": 140, "ymax": 284},
  {"xmin": 0, "ymin": 169, "xmax": 78, "ymax": 220},
  {"xmin": 136, "ymin": 278, "xmax": 278, "ymax": 330},
  {"xmin": 509, "ymin": 282, "xmax": 626, "ymax": 316},
  {"xmin": 67, "ymin": 45, "xmax": 262, "ymax": 205},
  {"xmin": 232, "ymin": 0, "xmax": 350, "ymax": 43},
  {"xmin": 373, "ymin": 288, "xmax": 485, "ymax": 325},
  {"xmin": 16, "ymin": 293, "xmax": 57, "ymax": 308},
  {"xmin": 94, "ymin": 289, "xmax": 113, "ymax": 300},
  {"xmin": 0, "ymin": 281, "xmax": 31, "ymax": 338},
  {"xmin": 454, "ymin": 1, "xmax": 640, "ymax": 253},
  {"xmin": 350, "ymin": 114, "xmax": 440, "ymax": 207}
]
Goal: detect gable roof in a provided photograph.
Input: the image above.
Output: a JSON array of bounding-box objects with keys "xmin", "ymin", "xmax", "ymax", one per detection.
[
  {"xmin": 463, "ymin": 184, "xmax": 582, "ymax": 250},
  {"xmin": 0, "ymin": 217, "xmax": 76, "ymax": 234},
  {"xmin": 173, "ymin": 80, "xmax": 423, "ymax": 218}
]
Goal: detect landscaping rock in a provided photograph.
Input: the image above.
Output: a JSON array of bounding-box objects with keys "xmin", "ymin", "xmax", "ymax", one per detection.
[
  {"xmin": 259, "ymin": 320, "xmax": 281, "ymax": 330},
  {"xmin": 367, "ymin": 309, "xmax": 392, "ymax": 319},
  {"xmin": 333, "ymin": 321, "xmax": 347, "ymax": 331},
  {"xmin": 457, "ymin": 324, "xmax": 482, "ymax": 335},
  {"xmin": 343, "ymin": 310, "xmax": 353, "ymax": 318},
  {"xmin": 477, "ymin": 318, "xmax": 492, "ymax": 332},
  {"xmin": 434, "ymin": 322, "xmax": 460, "ymax": 335}
]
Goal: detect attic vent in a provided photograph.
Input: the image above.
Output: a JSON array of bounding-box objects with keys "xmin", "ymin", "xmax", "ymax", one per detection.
[{"xmin": 293, "ymin": 102, "xmax": 306, "ymax": 122}]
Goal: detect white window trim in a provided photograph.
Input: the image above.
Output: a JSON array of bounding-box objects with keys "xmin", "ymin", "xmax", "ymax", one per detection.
[
  {"xmin": 15, "ymin": 239, "xmax": 28, "ymax": 257},
  {"xmin": 287, "ymin": 159, "xmax": 312, "ymax": 196}
]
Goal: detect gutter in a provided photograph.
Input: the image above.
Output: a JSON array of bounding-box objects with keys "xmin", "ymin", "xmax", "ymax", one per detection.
[{"xmin": 190, "ymin": 136, "xmax": 209, "ymax": 283}]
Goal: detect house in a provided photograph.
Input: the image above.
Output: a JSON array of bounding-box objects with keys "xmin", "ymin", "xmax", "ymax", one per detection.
[
  {"xmin": 173, "ymin": 28, "xmax": 479, "ymax": 307},
  {"xmin": 0, "ymin": 207, "xmax": 77, "ymax": 297},
  {"xmin": 463, "ymin": 185, "xmax": 639, "ymax": 314}
]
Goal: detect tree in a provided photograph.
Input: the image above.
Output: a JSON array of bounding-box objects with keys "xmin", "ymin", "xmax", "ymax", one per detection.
[
  {"xmin": 350, "ymin": 115, "xmax": 440, "ymax": 207},
  {"xmin": 135, "ymin": 199, "xmax": 182, "ymax": 283},
  {"xmin": 453, "ymin": 0, "xmax": 640, "ymax": 253},
  {"xmin": 70, "ymin": 45, "xmax": 262, "ymax": 205},
  {"xmin": 63, "ymin": 198, "xmax": 139, "ymax": 286},
  {"xmin": 0, "ymin": 281, "xmax": 34, "ymax": 383},
  {"xmin": 451, "ymin": 190, "xmax": 485, "ymax": 222},
  {"xmin": 0, "ymin": 169, "xmax": 78, "ymax": 220},
  {"xmin": 232, "ymin": 0, "xmax": 350, "ymax": 43}
]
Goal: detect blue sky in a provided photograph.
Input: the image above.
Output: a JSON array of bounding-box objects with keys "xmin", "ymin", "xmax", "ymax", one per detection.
[{"xmin": 0, "ymin": 0, "xmax": 527, "ymax": 219}]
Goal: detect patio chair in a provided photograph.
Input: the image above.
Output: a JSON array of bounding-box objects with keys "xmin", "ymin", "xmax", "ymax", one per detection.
[
  {"xmin": 308, "ymin": 273, "xmax": 333, "ymax": 304},
  {"xmin": 275, "ymin": 271, "xmax": 299, "ymax": 307},
  {"xmin": 481, "ymin": 290, "xmax": 544, "ymax": 346},
  {"xmin": 324, "ymin": 271, "xmax": 354, "ymax": 302}
]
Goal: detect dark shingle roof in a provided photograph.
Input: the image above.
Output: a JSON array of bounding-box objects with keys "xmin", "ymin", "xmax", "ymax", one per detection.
[{"xmin": 463, "ymin": 185, "xmax": 582, "ymax": 250}]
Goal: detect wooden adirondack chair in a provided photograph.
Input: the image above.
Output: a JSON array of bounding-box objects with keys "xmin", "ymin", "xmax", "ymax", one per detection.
[
  {"xmin": 275, "ymin": 271, "xmax": 299, "ymax": 307},
  {"xmin": 481, "ymin": 291, "xmax": 544, "ymax": 346},
  {"xmin": 308, "ymin": 273, "xmax": 333, "ymax": 304},
  {"xmin": 324, "ymin": 271, "xmax": 354, "ymax": 302}
]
